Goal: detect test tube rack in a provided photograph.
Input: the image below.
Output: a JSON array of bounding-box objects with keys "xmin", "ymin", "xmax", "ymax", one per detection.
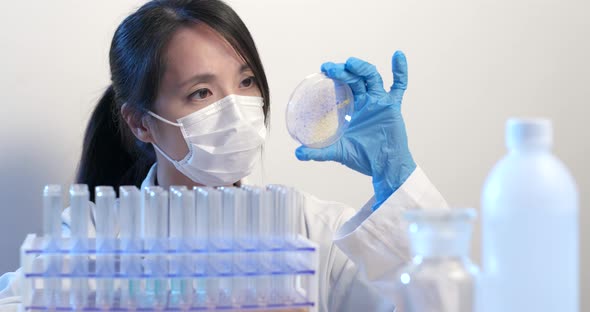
[{"xmin": 19, "ymin": 184, "xmax": 319, "ymax": 312}]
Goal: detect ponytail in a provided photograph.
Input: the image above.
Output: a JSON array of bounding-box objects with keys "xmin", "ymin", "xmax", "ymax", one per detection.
[{"xmin": 76, "ymin": 85, "xmax": 155, "ymax": 201}]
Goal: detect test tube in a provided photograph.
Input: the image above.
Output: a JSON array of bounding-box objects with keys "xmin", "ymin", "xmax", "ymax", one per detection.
[
  {"xmin": 143, "ymin": 186, "xmax": 168, "ymax": 307},
  {"xmin": 220, "ymin": 187, "xmax": 239, "ymax": 303},
  {"xmin": 225, "ymin": 187, "xmax": 245, "ymax": 304},
  {"xmin": 257, "ymin": 188, "xmax": 274, "ymax": 304},
  {"xmin": 143, "ymin": 186, "xmax": 168, "ymax": 250},
  {"xmin": 194, "ymin": 187, "xmax": 209, "ymax": 251},
  {"xmin": 206, "ymin": 188, "xmax": 223, "ymax": 249},
  {"xmin": 42, "ymin": 185, "xmax": 62, "ymax": 307},
  {"xmin": 169, "ymin": 186, "xmax": 192, "ymax": 306},
  {"xmin": 194, "ymin": 187, "xmax": 209, "ymax": 305},
  {"xmin": 68, "ymin": 184, "xmax": 89, "ymax": 308},
  {"xmin": 294, "ymin": 189, "xmax": 305, "ymax": 241},
  {"xmin": 268, "ymin": 185, "xmax": 300, "ymax": 245},
  {"xmin": 202, "ymin": 188, "xmax": 223, "ymax": 304},
  {"xmin": 169, "ymin": 186, "xmax": 189, "ymax": 251},
  {"xmin": 285, "ymin": 187, "xmax": 301, "ymax": 243},
  {"xmin": 69, "ymin": 184, "xmax": 90, "ymax": 248},
  {"xmin": 119, "ymin": 186, "xmax": 142, "ymax": 306},
  {"xmin": 268, "ymin": 185, "xmax": 299, "ymax": 302},
  {"xmin": 94, "ymin": 186, "xmax": 116, "ymax": 307},
  {"xmin": 181, "ymin": 188, "xmax": 196, "ymax": 304},
  {"xmin": 237, "ymin": 186, "xmax": 258, "ymax": 250},
  {"xmin": 258, "ymin": 188, "xmax": 273, "ymax": 248},
  {"xmin": 119, "ymin": 186, "xmax": 142, "ymax": 249},
  {"xmin": 220, "ymin": 187, "xmax": 240, "ymax": 250},
  {"xmin": 43, "ymin": 185, "xmax": 62, "ymax": 250},
  {"xmin": 180, "ymin": 189, "xmax": 196, "ymax": 244},
  {"xmin": 284, "ymin": 187, "xmax": 302, "ymax": 301},
  {"xmin": 266, "ymin": 185, "xmax": 286, "ymax": 247},
  {"xmin": 235, "ymin": 186, "xmax": 260, "ymax": 305}
]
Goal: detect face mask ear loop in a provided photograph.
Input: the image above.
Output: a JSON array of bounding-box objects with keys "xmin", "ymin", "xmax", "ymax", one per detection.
[
  {"xmin": 151, "ymin": 142, "xmax": 180, "ymax": 166},
  {"xmin": 147, "ymin": 111, "xmax": 182, "ymax": 127}
]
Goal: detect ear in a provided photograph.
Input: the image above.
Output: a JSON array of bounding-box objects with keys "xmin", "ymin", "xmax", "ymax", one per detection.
[{"xmin": 121, "ymin": 103, "xmax": 155, "ymax": 144}]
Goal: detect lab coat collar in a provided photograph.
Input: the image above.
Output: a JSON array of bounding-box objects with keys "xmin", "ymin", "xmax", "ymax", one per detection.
[{"xmin": 141, "ymin": 163, "xmax": 158, "ymax": 189}]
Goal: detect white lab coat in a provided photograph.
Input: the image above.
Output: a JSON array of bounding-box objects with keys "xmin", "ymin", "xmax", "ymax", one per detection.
[{"xmin": 0, "ymin": 163, "xmax": 448, "ymax": 312}]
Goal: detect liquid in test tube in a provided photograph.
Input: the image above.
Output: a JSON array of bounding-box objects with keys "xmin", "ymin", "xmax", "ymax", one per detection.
[
  {"xmin": 42, "ymin": 185, "xmax": 63, "ymax": 307},
  {"xmin": 94, "ymin": 186, "xmax": 116, "ymax": 307},
  {"xmin": 119, "ymin": 186, "xmax": 142, "ymax": 306},
  {"xmin": 68, "ymin": 184, "xmax": 90, "ymax": 308}
]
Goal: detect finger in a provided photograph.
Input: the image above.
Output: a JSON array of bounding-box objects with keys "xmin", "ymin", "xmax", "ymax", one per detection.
[
  {"xmin": 321, "ymin": 62, "xmax": 366, "ymax": 95},
  {"xmin": 344, "ymin": 57, "xmax": 386, "ymax": 96},
  {"xmin": 295, "ymin": 144, "xmax": 341, "ymax": 162},
  {"xmin": 389, "ymin": 51, "xmax": 408, "ymax": 102}
]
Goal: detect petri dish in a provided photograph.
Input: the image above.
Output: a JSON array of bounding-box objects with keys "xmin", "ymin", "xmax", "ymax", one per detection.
[{"xmin": 286, "ymin": 73, "xmax": 354, "ymax": 148}]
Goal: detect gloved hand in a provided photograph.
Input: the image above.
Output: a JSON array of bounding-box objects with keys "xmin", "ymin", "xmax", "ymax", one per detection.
[{"xmin": 296, "ymin": 51, "xmax": 417, "ymax": 210}]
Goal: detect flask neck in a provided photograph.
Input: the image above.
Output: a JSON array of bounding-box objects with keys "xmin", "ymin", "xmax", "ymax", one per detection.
[
  {"xmin": 409, "ymin": 226, "xmax": 473, "ymax": 258},
  {"xmin": 405, "ymin": 209, "xmax": 475, "ymax": 259}
]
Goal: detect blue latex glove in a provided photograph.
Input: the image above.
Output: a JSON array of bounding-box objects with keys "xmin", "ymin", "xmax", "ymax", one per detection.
[{"xmin": 295, "ymin": 51, "xmax": 417, "ymax": 210}]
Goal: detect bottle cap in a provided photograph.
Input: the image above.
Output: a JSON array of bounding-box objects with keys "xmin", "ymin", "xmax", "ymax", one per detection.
[{"xmin": 506, "ymin": 118, "xmax": 553, "ymax": 149}]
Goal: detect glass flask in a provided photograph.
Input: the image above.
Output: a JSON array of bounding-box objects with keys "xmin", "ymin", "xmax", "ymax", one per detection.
[{"xmin": 394, "ymin": 208, "xmax": 479, "ymax": 312}]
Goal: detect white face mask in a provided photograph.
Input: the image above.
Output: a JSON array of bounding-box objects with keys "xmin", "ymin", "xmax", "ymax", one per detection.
[{"xmin": 147, "ymin": 94, "xmax": 266, "ymax": 186}]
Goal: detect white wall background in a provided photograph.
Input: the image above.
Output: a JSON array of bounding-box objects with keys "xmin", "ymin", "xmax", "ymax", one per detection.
[{"xmin": 0, "ymin": 0, "xmax": 588, "ymax": 309}]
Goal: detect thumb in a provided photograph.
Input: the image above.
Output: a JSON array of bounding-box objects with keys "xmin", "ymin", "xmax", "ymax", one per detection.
[
  {"xmin": 389, "ymin": 50, "xmax": 408, "ymax": 102},
  {"xmin": 295, "ymin": 144, "xmax": 341, "ymax": 162}
]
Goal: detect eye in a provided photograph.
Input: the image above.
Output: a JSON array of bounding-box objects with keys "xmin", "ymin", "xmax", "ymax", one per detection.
[
  {"xmin": 240, "ymin": 76, "xmax": 256, "ymax": 88},
  {"xmin": 189, "ymin": 88, "xmax": 212, "ymax": 101}
]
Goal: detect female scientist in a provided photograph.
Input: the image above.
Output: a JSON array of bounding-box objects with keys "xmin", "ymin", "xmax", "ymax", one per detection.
[{"xmin": 0, "ymin": 0, "xmax": 447, "ymax": 311}]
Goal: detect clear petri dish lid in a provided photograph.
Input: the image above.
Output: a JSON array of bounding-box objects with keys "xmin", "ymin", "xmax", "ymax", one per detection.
[{"xmin": 286, "ymin": 73, "xmax": 354, "ymax": 149}]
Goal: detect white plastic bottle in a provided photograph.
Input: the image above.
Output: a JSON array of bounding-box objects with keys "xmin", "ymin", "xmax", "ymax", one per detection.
[{"xmin": 481, "ymin": 118, "xmax": 578, "ymax": 312}]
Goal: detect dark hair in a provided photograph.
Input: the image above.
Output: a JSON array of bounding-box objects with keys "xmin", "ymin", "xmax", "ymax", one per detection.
[{"xmin": 76, "ymin": 0, "xmax": 270, "ymax": 200}]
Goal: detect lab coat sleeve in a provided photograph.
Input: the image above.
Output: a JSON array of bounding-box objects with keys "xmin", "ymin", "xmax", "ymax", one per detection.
[
  {"xmin": 326, "ymin": 242, "xmax": 397, "ymax": 311},
  {"xmin": 333, "ymin": 166, "xmax": 448, "ymax": 301},
  {"xmin": 302, "ymin": 194, "xmax": 397, "ymax": 311},
  {"xmin": 0, "ymin": 269, "xmax": 23, "ymax": 312}
]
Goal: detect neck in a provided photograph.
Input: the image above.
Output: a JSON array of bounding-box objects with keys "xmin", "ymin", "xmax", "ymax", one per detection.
[{"xmin": 154, "ymin": 153, "xmax": 204, "ymax": 189}]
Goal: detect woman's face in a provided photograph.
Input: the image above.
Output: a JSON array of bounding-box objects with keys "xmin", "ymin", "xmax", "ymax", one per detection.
[{"xmin": 148, "ymin": 23, "xmax": 262, "ymax": 161}]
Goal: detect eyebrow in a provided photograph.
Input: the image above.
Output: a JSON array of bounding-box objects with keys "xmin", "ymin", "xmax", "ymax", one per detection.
[
  {"xmin": 179, "ymin": 73, "xmax": 216, "ymax": 89},
  {"xmin": 240, "ymin": 64, "xmax": 252, "ymax": 73},
  {"xmin": 179, "ymin": 64, "xmax": 253, "ymax": 89}
]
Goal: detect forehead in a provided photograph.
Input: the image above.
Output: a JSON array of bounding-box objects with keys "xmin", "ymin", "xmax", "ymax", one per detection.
[{"xmin": 162, "ymin": 23, "xmax": 245, "ymax": 84}]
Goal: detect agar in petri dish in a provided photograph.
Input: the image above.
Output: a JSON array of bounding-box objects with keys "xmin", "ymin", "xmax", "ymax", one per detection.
[{"xmin": 286, "ymin": 73, "xmax": 354, "ymax": 148}]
